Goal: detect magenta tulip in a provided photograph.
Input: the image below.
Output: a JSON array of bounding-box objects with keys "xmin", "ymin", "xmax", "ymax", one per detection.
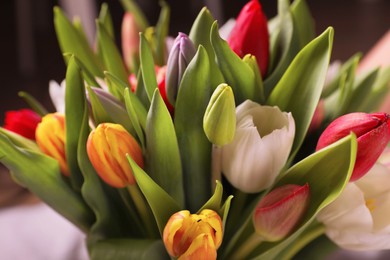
[
  {"xmin": 227, "ymin": 0, "xmax": 269, "ymax": 77},
  {"xmin": 316, "ymin": 112, "xmax": 390, "ymax": 181}
]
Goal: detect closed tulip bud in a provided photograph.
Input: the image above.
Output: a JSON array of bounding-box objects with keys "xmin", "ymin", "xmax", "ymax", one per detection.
[
  {"xmin": 165, "ymin": 32, "xmax": 196, "ymax": 104},
  {"xmin": 4, "ymin": 109, "xmax": 41, "ymax": 140},
  {"xmin": 204, "ymin": 84, "xmax": 236, "ymax": 146},
  {"xmin": 35, "ymin": 113, "xmax": 69, "ymax": 176},
  {"xmin": 163, "ymin": 209, "xmax": 223, "ymax": 260},
  {"xmin": 122, "ymin": 12, "xmax": 141, "ymax": 71},
  {"xmin": 227, "ymin": 0, "xmax": 269, "ymax": 77},
  {"xmin": 218, "ymin": 100, "xmax": 295, "ymax": 193},
  {"xmin": 253, "ymin": 183, "xmax": 310, "ymax": 241},
  {"xmin": 316, "ymin": 112, "xmax": 390, "ymax": 181},
  {"xmin": 86, "ymin": 123, "xmax": 143, "ymax": 188}
]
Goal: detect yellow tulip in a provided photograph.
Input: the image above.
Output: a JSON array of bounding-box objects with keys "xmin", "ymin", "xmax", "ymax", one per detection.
[
  {"xmin": 163, "ymin": 209, "xmax": 223, "ymax": 260},
  {"xmin": 87, "ymin": 123, "xmax": 143, "ymax": 188},
  {"xmin": 35, "ymin": 113, "xmax": 69, "ymax": 176}
]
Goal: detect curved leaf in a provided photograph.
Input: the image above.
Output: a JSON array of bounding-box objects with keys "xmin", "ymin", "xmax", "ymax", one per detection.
[
  {"xmin": 18, "ymin": 91, "xmax": 48, "ymax": 116},
  {"xmin": 145, "ymin": 90, "xmax": 184, "ymax": 207},
  {"xmin": 267, "ymin": 27, "xmax": 334, "ymax": 160},
  {"xmin": 154, "ymin": 1, "xmax": 170, "ymax": 66},
  {"xmin": 291, "ymin": 0, "xmax": 315, "ymax": 48},
  {"xmin": 0, "ymin": 134, "xmax": 94, "ymax": 232},
  {"xmin": 174, "ymin": 45, "xmax": 212, "ymax": 211},
  {"xmin": 140, "ymin": 33, "xmax": 158, "ymax": 102}
]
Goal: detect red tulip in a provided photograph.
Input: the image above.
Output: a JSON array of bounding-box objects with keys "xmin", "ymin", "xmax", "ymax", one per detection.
[
  {"xmin": 316, "ymin": 112, "xmax": 390, "ymax": 181},
  {"xmin": 227, "ymin": 0, "xmax": 269, "ymax": 77},
  {"xmin": 3, "ymin": 109, "xmax": 41, "ymax": 140}
]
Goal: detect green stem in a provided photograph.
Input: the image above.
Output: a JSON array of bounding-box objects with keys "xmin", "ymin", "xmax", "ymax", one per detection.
[
  {"xmin": 118, "ymin": 188, "xmax": 145, "ymax": 236},
  {"xmin": 229, "ymin": 233, "xmax": 263, "ymax": 260},
  {"xmin": 279, "ymin": 222, "xmax": 326, "ymax": 260},
  {"xmin": 127, "ymin": 184, "xmax": 157, "ymax": 238}
]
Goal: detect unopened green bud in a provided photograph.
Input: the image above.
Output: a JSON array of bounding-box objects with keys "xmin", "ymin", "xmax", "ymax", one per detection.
[{"xmin": 203, "ymin": 83, "xmax": 236, "ymax": 146}]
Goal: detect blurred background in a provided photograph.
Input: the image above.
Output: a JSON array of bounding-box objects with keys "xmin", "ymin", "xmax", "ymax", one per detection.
[{"xmin": 0, "ymin": 0, "xmax": 389, "ymax": 123}]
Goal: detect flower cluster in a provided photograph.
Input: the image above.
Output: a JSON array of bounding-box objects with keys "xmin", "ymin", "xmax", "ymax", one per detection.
[{"xmin": 1, "ymin": 0, "xmax": 390, "ymax": 259}]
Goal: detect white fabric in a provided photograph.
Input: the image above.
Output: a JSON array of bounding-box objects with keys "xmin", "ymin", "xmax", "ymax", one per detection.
[{"xmin": 0, "ymin": 203, "xmax": 89, "ymax": 260}]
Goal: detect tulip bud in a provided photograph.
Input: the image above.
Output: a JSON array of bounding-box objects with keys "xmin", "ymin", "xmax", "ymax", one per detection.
[
  {"xmin": 218, "ymin": 100, "xmax": 295, "ymax": 193},
  {"xmin": 203, "ymin": 84, "xmax": 236, "ymax": 146},
  {"xmin": 35, "ymin": 113, "xmax": 69, "ymax": 176},
  {"xmin": 253, "ymin": 183, "xmax": 310, "ymax": 241},
  {"xmin": 163, "ymin": 209, "xmax": 223, "ymax": 260},
  {"xmin": 316, "ymin": 112, "xmax": 390, "ymax": 181},
  {"xmin": 4, "ymin": 109, "xmax": 41, "ymax": 140},
  {"xmin": 227, "ymin": 0, "xmax": 269, "ymax": 77},
  {"xmin": 165, "ymin": 32, "xmax": 196, "ymax": 104},
  {"xmin": 86, "ymin": 123, "xmax": 143, "ymax": 188},
  {"xmin": 122, "ymin": 12, "xmax": 141, "ymax": 71}
]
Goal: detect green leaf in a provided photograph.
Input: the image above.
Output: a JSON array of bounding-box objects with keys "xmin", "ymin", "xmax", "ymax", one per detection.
[
  {"xmin": 210, "ymin": 22, "xmax": 259, "ymax": 104},
  {"xmin": 267, "ymin": 27, "xmax": 334, "ymax": 161},
  {"xmin": 63, "ymin": 53, "xmax": 101, "ymax": 88},
  {"xmin": 90, "ymin": 239, "xmax": 169, "ymax": 260},
  {"xmin": 124, "ymin": 88, "xmax": 146, "ymax": 149},
  {"xmin": 98, "ymin": 3, "xmax": 115, "ymax": 39},
  {"xmin": 223, "ymin": 134, "xmax": 357, "ymax": 259},
  {"xmin": 18, "ymin": 91, "xmax": 48, "ymax": 116},
  {"xmin": 119, "ymin": 0, "xmax": 149, "ymax": 30},
  {"xmin": 264, "ymin": 0, "xmax": 300, "ymax": 97},
  {"xmin": 199, "ymin": 181, "xmax": 223, "ymax": 213},
  {"xmin": 345, "ymin": 68, "xmax": 379, "ymax": 113},
  {"xmin": 65, "ymin": 56, "xmax": 86, "ymax": 190},
  {"xmin": 54, "ymin": 7, "xmax": 103, "ymax": 77},
  {"xmin": 0, "ymin": 128, "xmax": 40, "ymax": 152},
  {"xmin": 86, "ymin": 86, "xmax": 112, "ymax": 124},
  {"xmin": 291, "ymin": 0, "xmax": 315, "ymax": 48},
  {"xmin": 97, "ymin": 21, "xmax": 129, "ymax": 85},
  {"xmin": 154, "ymin": 1, "xmax": 170, "ymax": 66},
  {"xmin": 174, "ymin": 45, "xmax": 212, "ymax": 212},
  {"xmin": 127, "ymin": 155, "xmax": 181, "ymax": 235},
  {"xmin": 139, "ymin": 33, "xmax": 158, "ymax": 102},
  {"xmin": 243, "ymin": 55, "xmax": 265, "ymax": 103},
  {"xmin": 189, "ymin": 7, "xmax": 224, "ymax": 89},
  {"xmin": 146, "ymin": 90, "xmax": 184, "ymax": 207},
  {"xmin": 0, "ymin": 134, "xmax": 94, "ymax": 232}
]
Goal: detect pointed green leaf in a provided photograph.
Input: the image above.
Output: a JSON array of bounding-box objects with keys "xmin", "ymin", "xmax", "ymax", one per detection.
[
  {"xmin": 119, "ymin": 0, "xmax": 149, "ymax": 30},
  {"xmin": 140, "ymin": 33, "xmax": 158, "ymax": 101},
  {"xmin": 267, "ymin": 27, "xmax": 334, "ymax": 160},
  {"xmin": 210, "ymin": 22, "xmax": 259, "ymax": 104},
  {"xmin": 90, "ymin": 239, "xmax": 169, "ymax": 260},
  {"xmin": 264, "ymin": 0, "xmax": 301, "ymax": 97},
  {"xmin": 124, "ymin": 88, "xmax": 146, "ymax": 149},
  {"xmin": 127, "ymin": 155, "xmax": 181, "ymax": 235},
  {"xmin": 65, "ymin": 56, "xmax": 86, "ymax": 190},
  {"xmin": 0, "ymin": 128, "xmax": 40, "ymax": 152},
  {"xmin": 97, "ymin": 21, "xmax": 129, "ymax": 84},
  {"xmin": 291, "ymin": 0, "xmax": 315, "ymax": 48},
  {"xmin": 154, "ymin": 1, "xmax": 170, "ymax": 66},
  {"xmin": 98, "ymin": 3, "xmax": 115, "ymax": 39},
  {"xmin": 243, "ymin": 54, "xmax": 265, "ymax": 103},
  {"xmin": 0, "ymin": 134, "xmax": 93, "ymax": 232},
  {"xmin": 54, "ymin": 7, "xmax": 103, "ymax": 77},
  {"xmin": 189, "ymin": 7, "xmax": 224, "ymax": 89},
  {"xmin": 199, "ymin": 181, "xmax": 223, "ymax": 213},
  {"xmin": 146, "ymin": 90, "xmax": 184, "ymax": 206},
  {"xmin": 63, "ymin": 53, "xmax": 101, "ymax": 88},
  {"xmin": 174, "ymin": 45, "xmax": 212, "ymax": 211},
  {"xmin": 18, "ymin": 91, "xmax": 48, "ymax": 116}
]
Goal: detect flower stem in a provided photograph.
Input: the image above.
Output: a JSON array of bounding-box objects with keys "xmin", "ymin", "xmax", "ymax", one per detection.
[
  {"xmin": 229, "ymin": 233, "xmax": 263, "ymax": 260},
  {"xmin": 127, "ymin": 184, "xmax": 157, "ymax": 238}
]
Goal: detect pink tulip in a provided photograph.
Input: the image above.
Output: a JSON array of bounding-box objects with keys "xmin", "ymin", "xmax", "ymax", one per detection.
[
  {"xmin": 227, "ymin": 0, "xmax": 269, "ymax": 77},
  {"xmin": 316, "ymin": 112, "xmax": 390, "ymax": 181},
  {"xmin": 122, "ymin": 12, "xmax": 141, "ymax": 72},
  {"xmin": 253, "ymin": 183, "xmax": 310, "ymax": 241}
]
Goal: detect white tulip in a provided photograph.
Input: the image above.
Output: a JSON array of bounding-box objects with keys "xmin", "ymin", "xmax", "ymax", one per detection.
[
  {"xmin": 317, "ymin": 163, "xmax": 390, "ymax": 251},
  {"xmin": 49, "ymin": 80, "xmax": 66, "ymax": 114},
  {"xmin": 218, "ymin": 100, "xmax": 295, "ymax": 193}
]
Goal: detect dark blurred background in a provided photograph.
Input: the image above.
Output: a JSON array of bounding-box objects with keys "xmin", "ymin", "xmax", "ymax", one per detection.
[{"xmin": 1, "ymin": 0, "xmax": 389, "ymax": 123}]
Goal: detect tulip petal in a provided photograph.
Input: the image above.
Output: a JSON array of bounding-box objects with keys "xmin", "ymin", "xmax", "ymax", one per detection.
[{"xmin": 178, "ymin": 234, "xmax": 217, "ymax": 260}]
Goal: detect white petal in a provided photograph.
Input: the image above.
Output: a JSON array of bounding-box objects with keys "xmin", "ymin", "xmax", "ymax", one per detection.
[
  {"xmin": 49, "ymin": 80, "xmax": 66, "ymax": 113},
  {"xmin": 219, "ymin": 18, "xmax": 236, "ymax": 40}
]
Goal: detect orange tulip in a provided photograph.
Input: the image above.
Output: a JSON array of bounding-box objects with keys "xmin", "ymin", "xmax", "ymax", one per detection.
[
  {"xmin": 86, "ymin": 123, "xmax": 143, "ymax": 188},
  {"xmin": 35, "ymin": 113, "xmax": 69, "ymax": 176},
  {"xmin": 163, "ymin": 209, "xmax": 223, "ymax": 260}
]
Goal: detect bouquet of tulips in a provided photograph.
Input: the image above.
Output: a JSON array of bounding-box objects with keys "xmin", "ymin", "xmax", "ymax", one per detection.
[{"xmin": 2, "ymin": 0, "xmax": 390, "ymax": 259}]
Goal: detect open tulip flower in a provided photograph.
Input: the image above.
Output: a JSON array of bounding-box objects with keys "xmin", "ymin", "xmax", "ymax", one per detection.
[
  {"xmin": 227, "ymin": 0, "xmax": 269, "ymax": 77},
  {"xmin": 316, "ymin": 112, "xmax": 390, "ymax": 181},
  {"xmin": 35, "ymin": 113, "xmax": 69, "ymax": 176},
  {"xmin": 317, "ymin": 163, "xmax": 390, "ymax": 250},
  {"xmin": 163, "ymin": 209, "xmax": 223, "ymax": 260},
  {"xmin": 3, "ymin": 109, "xmax": 41, "ymax": 140},
  {"xmin": 218, "ymin": 100, "xmax": 295, "ymax": 193}
]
